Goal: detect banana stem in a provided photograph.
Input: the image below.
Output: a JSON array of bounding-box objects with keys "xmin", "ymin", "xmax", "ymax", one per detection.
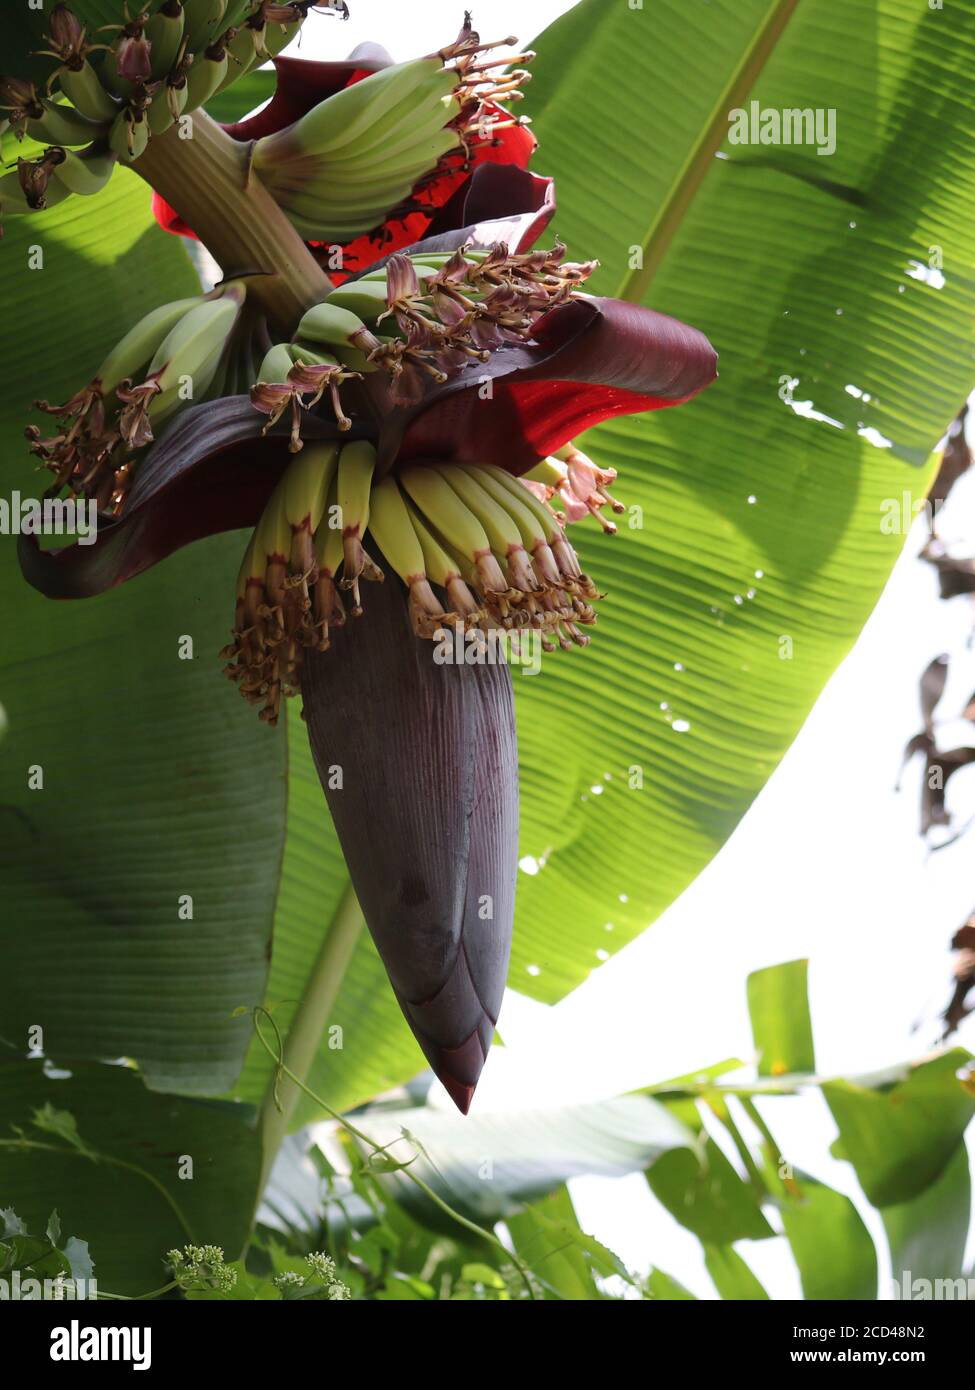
[
  {"xmin": 131, "ymin": 109, "xmax": 333, "ymax": 338},
  {"xmin": 255, "ymin": 878, "xmax": 365, "ymax": 1196}
]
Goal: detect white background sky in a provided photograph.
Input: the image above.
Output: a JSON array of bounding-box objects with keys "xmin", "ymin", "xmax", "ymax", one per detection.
[{"xmin": 292, "ymin": 1, "xmax": 975, "ymax": 1299}]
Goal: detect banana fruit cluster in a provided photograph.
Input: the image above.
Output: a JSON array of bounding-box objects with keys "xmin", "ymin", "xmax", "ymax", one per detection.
[
  {"xmin": 0, "ymin": 0, "xmax": 321, "ymax": 221},
  {"xmin": 222, "ymin": 441, "xmax": 603, "ymax": 725},
  {"xmin": 28, "ymin": 283, "xmax": 246, "ymax": 509},
  {"xmin": 248, "ymin": 242, "xmax": 597, "ymax": 444},
  {"xmin": 251, "ymin": 23, "xmax": 534, "ymax": 243}
]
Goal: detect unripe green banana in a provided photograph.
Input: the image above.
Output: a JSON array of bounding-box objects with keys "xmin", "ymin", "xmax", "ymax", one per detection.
[
  {"xmin": 367, "ymin": 476, "xmax": 425, "ymax": 584},
  {"xmin": 50, "ymin": 144, "xmax": 117, "ymax": 197},
  {"xmin": 148, "ymin": 77, "xmax": 189, "ymax": 135},
  {"xmin": 201, "ymin": 336, "xmax": 233, "ymax": 403},
  {"xmin": 321, "ymin": 83, "xmax": 461, "ymax": 171},
  {"xmin": 457, "ymin": 465, "xmax": 563, "ymax": 586},
  {"xmin": 403, "ymin": 495, "xmax": 479, "ymax": 602},
  {"xmin": 522, "ymin": 458, "xmax": 567, "ymax": 490},
  {"xmin": 256, "ymin": 343, "xmax": 296, "ymax": 383},
  {"xmin": 313, "ymin": 281, "xmax": 391, "ymax": 328},
  {"xmin": 336, "ymin": 440, "xmax": 377, "ymax": 533},
  {"xmin": 283, "ymin": 209, "xmax": 393, "ymax": 243},
  {"xmin": 148, "ymin": 286, "xmax": 245, "ymax": 417},
  {"xmin": 253, "ymin": 484, "xmax": 291, "ymax": 566},
  {"xmin": 26, "ymin": 98, "xmax": 105, "ymax": 147},
  {"xmin": 183, "ymin": 0, "xmax": 228, "ymax": 53},
  {"xmin": 368, "ymin": 476, "xmax": 451, "ymax": 635},
  {"xmin": 336, "ymin": 440, "xmax": 383, "ymax": 606},
  {"xmin": 435, "ymin": 464, "xmax": 539, "ymax": 591},
  {"xmin": 359, "ymin": 250, "xmax": 487, "ymax": 282},
  {"xmin": 257, "ymin": 14, "xmax": 302, "ymax": 61},
  {"xmin": 254, "ymin": 57, "xmax": 450, "ymax": 166},
  {"xmin": 486, "ymin": 465, "xmax": 585, "ymax": 584},
  {"xmin": 184, "ymin": 41, "xmax": 230, "ymax": 111},
  {"xmin": 215, "ymin": 21, "xmax": 260, "ymax": 92},
  {"xmin": 399, "ymin": 465, "xmax": 508, "ymax": 595},
  {"xmin": 1, "ymin": 159, "xmax": 74, "ymax": 214},
  {"xmin": 280, "ymin": 441, "xmax": 339, "ymax": 532},
  {"xmin": 313, "ymin": 493, "xmax": 345, "ymax": 577},
  {"xmin": 318, "ymin": 131, "xmax": 459, "ymax": 188},
  {"xmin": 224, "ymin": 0, "xmax": 260, "ymax": 27},
  {"xmin": 296, "ymin": 302, "xmax": 382, "ymax": 356},
  {"xmin": 292, "ymin": 336, "xmax": 385, "ymax": 376},
  {"xmin": 480, "ymin": 464, "xmax": 564, "ymax": 545},
  {"xmin": 58, "ymin": 62, "xmax": 120, "ymax": 123},
  {"xmin": 95, "ymin": 295, "xmax": 207, "ymax": 394},
  {"xmin": 147, "ymin": 1, "xmax": 186, "ymax": 78},
  {"xmin": 109, "ymin": 108, "xmax": 149, "ymax": 161}
]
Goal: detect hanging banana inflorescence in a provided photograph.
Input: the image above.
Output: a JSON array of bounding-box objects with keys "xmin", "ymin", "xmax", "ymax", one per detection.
[
  {"xmin": 12, "ymin": 7, "xmax": 719, "ymax": 1113},
  {"xmin": 220, "ymin": 435, "xmax": 606, "ymax": 728},
  {"xmin": 0, "ymin": 0, "xmax": 345, "ymax": 227}
]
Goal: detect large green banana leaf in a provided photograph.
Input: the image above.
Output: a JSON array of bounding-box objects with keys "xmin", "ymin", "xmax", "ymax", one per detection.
[
  {"xmin": 0, "ymin": 172, "xmax": 285, "ymax": 1094},
  {"xmin": 0, "ymin": 1058, "xmax": 261, "ymax": 1296},
  {"xmin": 503, "ymin": 0, "xmax": 973, "ymax": 994}
]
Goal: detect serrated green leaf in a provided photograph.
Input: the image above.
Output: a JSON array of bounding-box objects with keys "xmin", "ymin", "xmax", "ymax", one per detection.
[
  {"xmin": 62, "ymin": 1236, "xmax": 94, "ymax": 1284},
  {"xmin": 506, "ymin": 1187, "xmax": 606, "ymax": 1301},
  {"xmin": 31, "ymin": 1105, "xmax": 95, "ymax": 1159},
  {"xmin": 0, "ymin": 1208, "xmax": 27, "ymax": 1238}
]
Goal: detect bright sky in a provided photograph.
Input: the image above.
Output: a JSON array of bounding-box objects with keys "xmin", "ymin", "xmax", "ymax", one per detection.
[{"xmin": 291, "ymin": 1, "xmax": 975, "ymax": 1299}]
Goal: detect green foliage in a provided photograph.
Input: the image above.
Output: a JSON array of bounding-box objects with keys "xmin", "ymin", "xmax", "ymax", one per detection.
[
  {"xmin": 646, "ymin": 1137, "xmax": 774, "ymax": 1245},
  {"xmin": 778, "ymin": 1174, "xmax": 878, "ymax": 1301},
  {"xmin": 748, "ymin": 959, "xmax": 816, "ymax": 1076},
  {"xmin": 704, "ymin": 1245, "xmax": 769, "ymax": 1301},
  {"xmin": 823, "ymin": 1050, "xmax": 975, "ymax": 1206},
  {"xmin": 0, "ymin": 174, "xmax": 285, "ymax": 1097},
  {"xmin": 0, "ymin": 1059, "xmax": 261, "ymax": 1296},
  {"xmin": 882, "ymin": 1146, "xmax": 971, "ymax": 1288},
  {"xmin": 205, "ymin": 69, "xmax": 277, "ymax": 126},
  {"xmin": 0, "ymin": 1203, "xmax": 92, "ymax": 1292},
  {"xmin": 507, "ymin": 0, "xmax": 972, "ymax": 996}
]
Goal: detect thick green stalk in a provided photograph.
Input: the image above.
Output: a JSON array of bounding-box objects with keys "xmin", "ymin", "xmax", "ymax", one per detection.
[
  {"xmin": 256, "ymin": 881, "xmax": 365, "ymax": 1194},
  {"xmin": 132, "ymin": 109, "xmax": 333, "ymax": 337}
]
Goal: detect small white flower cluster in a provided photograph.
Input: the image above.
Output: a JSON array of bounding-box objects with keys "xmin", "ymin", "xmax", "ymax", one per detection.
[
  {"xmin": 166, "ymin": 1245, "xmax": 238, "ymax": 1294},
  {"xmin": 272, "ymin": 1251, "xmax": 352, "ymax": 1301}
]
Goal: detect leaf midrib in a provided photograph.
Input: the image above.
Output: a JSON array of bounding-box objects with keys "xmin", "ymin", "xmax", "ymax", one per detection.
[{"xmin": 618, "ymin": 0, "xmax": 803, "ymax": 304}]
